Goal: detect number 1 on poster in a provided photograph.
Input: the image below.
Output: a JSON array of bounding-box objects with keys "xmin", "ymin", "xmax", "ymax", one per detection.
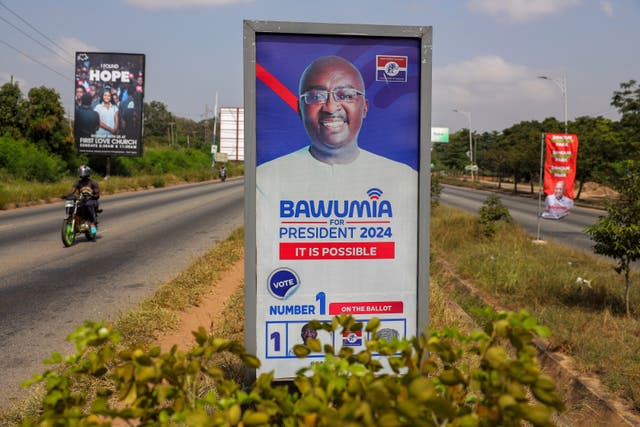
[{"xmin": 316, "ymin": 292, "xmax": 326, "ymax": 315}]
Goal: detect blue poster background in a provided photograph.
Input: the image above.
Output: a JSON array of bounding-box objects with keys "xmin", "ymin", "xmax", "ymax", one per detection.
[{"xmin": 256, "ymin": 34, "xmax": 421, "ymax": 171}]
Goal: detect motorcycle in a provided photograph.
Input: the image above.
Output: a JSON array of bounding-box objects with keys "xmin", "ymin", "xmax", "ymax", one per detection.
[{"xmin": 61, "ymin": 190, "xmax": 99, "ymax": 247}]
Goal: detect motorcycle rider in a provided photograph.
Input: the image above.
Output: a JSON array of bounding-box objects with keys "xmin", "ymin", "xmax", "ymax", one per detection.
[{"xmin": 68, "ymin": 165, "xmax": 100, "ymax": 234}]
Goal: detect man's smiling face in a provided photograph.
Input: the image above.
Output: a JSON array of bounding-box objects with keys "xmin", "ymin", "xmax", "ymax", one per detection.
[{"xmin": 299, "ymin": 57, "xmax": 368, "ymax": 152}]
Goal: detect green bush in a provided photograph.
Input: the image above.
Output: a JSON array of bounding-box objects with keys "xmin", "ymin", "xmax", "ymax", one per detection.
[
  {"xmin": 479, "ymin": 194, "xmax": 512, "ymax": 238},
  {"xmin": 431, "ymin": 173, "xmax": 443, "ymax": 208},
  {"xmin": 0, "ymin": 136, "xmax": 66, "ymax": 182},
  {"xmin": 89, "ymin": 147, "xmax": 211, "ymax": 177},
  {"xmin": 22, "ymin": 310, "xmax": 563, "ymax": 426}
]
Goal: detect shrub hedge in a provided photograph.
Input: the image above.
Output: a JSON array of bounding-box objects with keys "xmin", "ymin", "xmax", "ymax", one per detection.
[
  {"xmin": 22, "ymin": 310, "xmax": 563, "ymax": 426},
  {"xmin": 0, "ymin": 136, "xmax": 66, "ymax": 182}
]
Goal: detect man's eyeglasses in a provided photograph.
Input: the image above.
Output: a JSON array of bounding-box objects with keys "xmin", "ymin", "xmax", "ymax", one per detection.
[{"xmin": 300, "ymin": 88, "xmax": 365, "ymax": 105}]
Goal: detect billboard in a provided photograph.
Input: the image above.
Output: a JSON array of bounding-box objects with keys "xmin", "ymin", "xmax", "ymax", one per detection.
[
  {"xmin": 74, "ymin": 52, "xmax": 145, "ymax": 156},
  {"xmin": 220, "ymin": 107, "xmax": 244, "ymax": 161},
  {"xmin": 244, "ymin": 21, "xmax": 432, "ymax": 379},
  {"xmin": 542, "ymin": 133, "xmax": 579, "ymax": 219}
]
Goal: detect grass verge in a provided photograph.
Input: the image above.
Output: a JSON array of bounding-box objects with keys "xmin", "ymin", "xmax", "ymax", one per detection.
[
  {"xmin": 431, "ymin": 203, "xmax": 640, "ymax": 410},
  {"xmin": 114, "ymin": 227, "xmax": 245, "ymax": 346},
  {"xmin": 0, "ymin": 162, "xmax": 245, "ymax": 210}
]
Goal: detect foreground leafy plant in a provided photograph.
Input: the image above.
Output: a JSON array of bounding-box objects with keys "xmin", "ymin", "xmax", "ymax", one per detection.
[{"xmin": 22, "ymin": 310, "xmax": 563, "ymax": 426}]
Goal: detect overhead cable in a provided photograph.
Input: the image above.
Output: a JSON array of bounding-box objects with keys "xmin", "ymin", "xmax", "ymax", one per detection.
[
  {"xmin": 0, "ymin": 39, "xmax": 73, "ymax": 82},
  {"xmin": 0, "ymin": 14, "xmax": 74, "ymax": 66},
  {"xmin": 0, "ymin": 1, "xmax": 73, "ymax": 57}
]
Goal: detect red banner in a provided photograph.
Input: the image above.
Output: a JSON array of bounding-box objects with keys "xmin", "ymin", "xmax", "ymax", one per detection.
[
  {"xmin": 280, "ymin": 242, "xmax": 395, "ymax": 260},
  {"xmin": 329, "ymin": 301, "xmax": 404, "ymax": 315},
  {"xmin": 543, "ymin": 133, "xmax": 579, "ymax": 198}
]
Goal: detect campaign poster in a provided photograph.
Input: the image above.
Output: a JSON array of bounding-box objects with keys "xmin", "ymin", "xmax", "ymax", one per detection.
[
  {"xmin": 74, "ymin": 52, "xmax": 145, "ymax": 157},
  {"xmin": 245, "ymin": 21, "xmax": 432, "ymax": 379},
  {"xmin": 542, "ymin": 133, "xmax": 578, "ymax": 219}
]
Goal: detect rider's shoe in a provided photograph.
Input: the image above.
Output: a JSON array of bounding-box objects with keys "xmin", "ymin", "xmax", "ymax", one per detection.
[{"xmin": 90, "ymin": 224, "xmax": 97, "ymax": 235}]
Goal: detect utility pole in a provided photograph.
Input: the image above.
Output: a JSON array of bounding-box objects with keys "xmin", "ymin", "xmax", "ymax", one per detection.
[{"xmin": 203, "ymin": 104, "xmax": 211, "ymax": 144}]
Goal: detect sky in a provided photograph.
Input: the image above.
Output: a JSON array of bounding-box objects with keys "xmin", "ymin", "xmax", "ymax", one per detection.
[{"xmin": 0, "ymin": 0, "xmax": 638, "ymax": 133}]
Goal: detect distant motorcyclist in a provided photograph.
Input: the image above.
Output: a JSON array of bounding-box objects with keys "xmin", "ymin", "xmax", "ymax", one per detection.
[{"xmin": 68, "ymin": 165, "xmax": 100, "ymax": 234}]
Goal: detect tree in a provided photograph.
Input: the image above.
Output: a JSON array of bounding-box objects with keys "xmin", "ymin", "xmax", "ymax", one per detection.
[
  {"xmin": 499, "ymin": 120, "xmax": 544, "ymax": 193},
  {"xmin": 175, "ymin": 116, "xmax": 208, "ymax": 151},
  {"xmin": 611, "ymin": 79, "xmax": 640, "ymax": 146},
  {"xmin": 24, "ymin": 86, "xmax": 73, "ymax": 161},
  {"xmin": 585, "ymin": 160, "xmax": 640, "ymax": 316},
  {"xmin": 0, "ymin": 81, "xmax": 26, "ymax": 138},
  {"xmin": 144, "ymin": 100, "xmax": 175, "ymax": 138},
  {"xmin": 432, "ymin": 129, "xmax": 472, "ymax": 173},
  {"xmin": 478, "ymin": 131, "xmax": 509, "ymax": 188},
  {"xmin": 571, "ymin": 116, "xmax": 625, "ymax": 199}
]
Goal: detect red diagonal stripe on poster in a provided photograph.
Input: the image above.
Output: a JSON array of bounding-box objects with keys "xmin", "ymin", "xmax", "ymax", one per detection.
[{"xmin": 256, "ymin": 63, "xmax": 299, "ymax": 113}]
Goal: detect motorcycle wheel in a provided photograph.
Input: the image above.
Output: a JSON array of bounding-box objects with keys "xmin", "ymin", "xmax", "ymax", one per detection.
[{"xmin": 61, "ymin": 218, "xmax": 76, "ymax": 247}]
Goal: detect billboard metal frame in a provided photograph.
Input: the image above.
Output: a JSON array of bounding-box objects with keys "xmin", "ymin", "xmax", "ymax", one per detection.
[{"xmin": 243, "ymin": 20, "xmax": 432, "ymax": 377}]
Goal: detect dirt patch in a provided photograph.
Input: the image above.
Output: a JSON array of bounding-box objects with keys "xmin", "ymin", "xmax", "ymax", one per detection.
[
  {"xmin": 579, "ymin": 182, "xmax": 618, "ymax": 200},
  {"xmin": 156, "ymin": 259, "xmax": 244, "ymax": 353}
]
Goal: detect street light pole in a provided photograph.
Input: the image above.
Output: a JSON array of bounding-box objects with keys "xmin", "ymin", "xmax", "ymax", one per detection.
[
  {"xmin": 538, "ymin": 74, "xmax": 567, "ymax": 134},
  {"xmin": 453, "ymin": 109, "xmax": 474, "ymax": 180}
]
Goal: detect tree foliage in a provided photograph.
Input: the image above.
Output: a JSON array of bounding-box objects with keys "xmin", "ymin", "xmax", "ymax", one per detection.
[
  {"xmin": 0, "ymin": 81, "xmax": 26, "ymax": 138},
  {"xmin": 144, "ymin": 100, "xmax": 175, "ymax": 137},
  {"xmin": 24, "ymin": 86, "xmax": 73, "ymax": 161},
  {"xmin": 499, "ymin": 120, "xmax": 544, "ymax": 193},
  {"xmin": 571, "ymin": 115, "xmax": 625, "ymax": 198},
  {"xmin": 432, "ymin": 129, "xmax": 473, "ymax": 172},
  {"xmin": 585, "ymin": 160, "xmax": 640, "ymax": 316},
  {"xmin": 433, "ymin": 80, "xmax": 639, "ymax": 190},
  {"xmin": 611, "ymin": 79, "xmax": 640, "ymax": 146}
]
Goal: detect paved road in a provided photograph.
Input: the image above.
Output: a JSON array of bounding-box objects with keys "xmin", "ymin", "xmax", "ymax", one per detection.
[
  {"xmin": 439, "ymin": 184, "xmax": 606, "ymax": 253},
  {"xmin": 0, "ymin": 179, "xmax": 244, "ymax": 410}
]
